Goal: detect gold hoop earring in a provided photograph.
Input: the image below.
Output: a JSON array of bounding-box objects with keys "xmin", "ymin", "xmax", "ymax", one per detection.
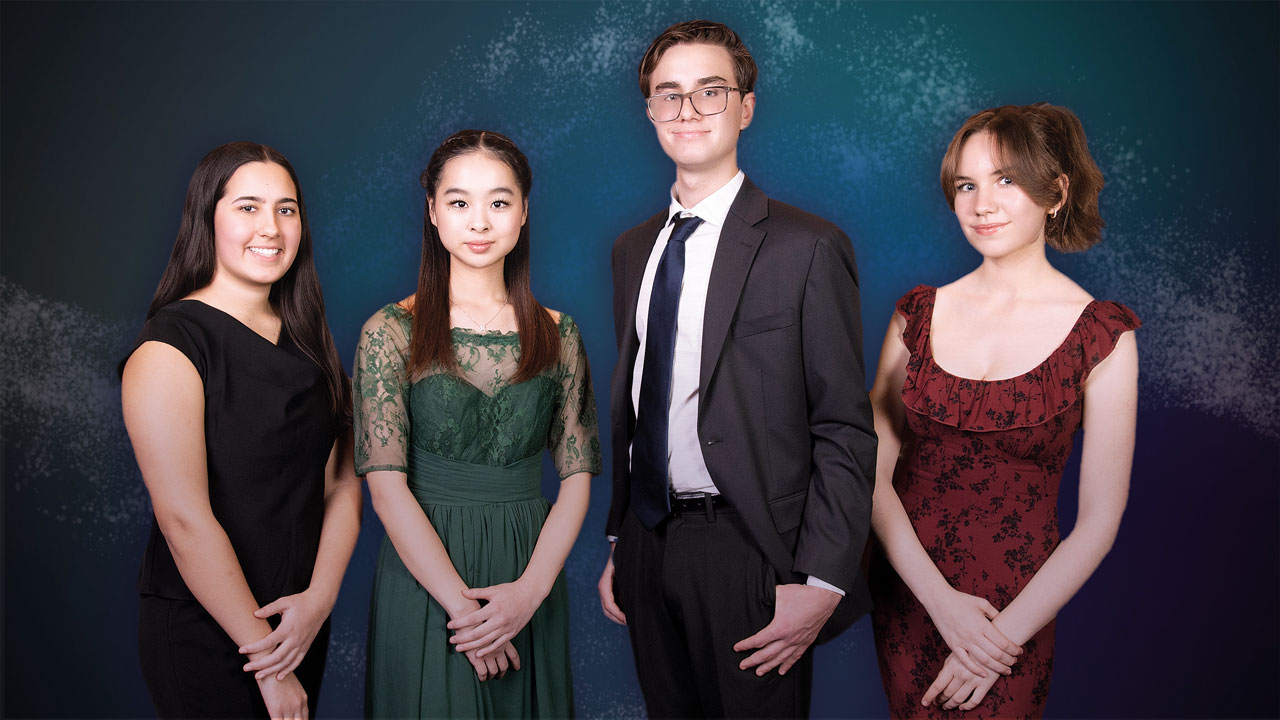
[{"xmin": 1050, "ymin": 209, "xmax": 1058, "ymax": 219}]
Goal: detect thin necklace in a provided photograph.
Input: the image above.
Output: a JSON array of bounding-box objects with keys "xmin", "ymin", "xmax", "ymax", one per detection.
[{"xmin": 453, "ymin": 297, "xmax": 508, "ymax": 332}]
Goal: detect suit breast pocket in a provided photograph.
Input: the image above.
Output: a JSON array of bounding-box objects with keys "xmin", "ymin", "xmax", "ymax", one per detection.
[{"xmin": 732, "ymin": 308, "xmax": 795, "ymax": 338}]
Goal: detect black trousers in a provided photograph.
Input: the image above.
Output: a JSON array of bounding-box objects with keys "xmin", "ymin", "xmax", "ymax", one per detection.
[
  {"xmin": 614, "ymin": 507, "xmax": 813, "ymax": 719},
  {"xmin": 138, "ymin": 595, "xmax": 328, "ymax": 719}
]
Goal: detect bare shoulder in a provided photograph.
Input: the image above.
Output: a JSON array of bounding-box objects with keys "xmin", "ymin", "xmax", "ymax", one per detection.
[
  {"xmin": 121, "ymin": 341, "xmax": 204, "ymax": 422},
  {"xmin": 1050, "ymin": 271, "xmax": 1095, "ymax": 306},
  {"xmin": 544, "ymin": 307, "xmax": 563, "ymax": 324}
]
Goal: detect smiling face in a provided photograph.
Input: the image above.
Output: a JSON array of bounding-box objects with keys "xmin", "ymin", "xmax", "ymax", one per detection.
[
  {"xmin": 647, "ymin": 42, "xmax": 755, "ymax": 181},
  {"xmin": 951, "ymin": 132, "xmax": 1056, "ymax": 262},
  {"xmin": 210, "ymin": 161, "xmax": 301, "ymax": 291},
  {"xmin": 428, "ymin": 150, "xmax": 528, "ymax": 273}
]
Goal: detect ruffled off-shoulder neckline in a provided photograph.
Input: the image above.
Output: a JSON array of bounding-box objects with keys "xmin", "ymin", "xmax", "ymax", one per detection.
[{"xmin": 896, "ymin": 284, "xmax": 1140, "ymax": 432}]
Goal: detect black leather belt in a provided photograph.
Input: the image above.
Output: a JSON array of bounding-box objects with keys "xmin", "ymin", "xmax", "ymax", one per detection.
[{"xmin": 669, "ymin": 493, "xmax": 729, "ymax": 520}]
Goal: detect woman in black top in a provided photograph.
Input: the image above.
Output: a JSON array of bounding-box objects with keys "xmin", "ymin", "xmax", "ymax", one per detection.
[{"xmin": 121, "ymin": 142, "xmax": 361, "ymax": 718}]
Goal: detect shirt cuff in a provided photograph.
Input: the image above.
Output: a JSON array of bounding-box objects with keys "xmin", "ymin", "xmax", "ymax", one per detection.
[
  {"xmin": 806, "ymin": 575, "xmax": 845, "ymax": 596},
  {"xmin": 607, "ymin": 536, "xmax": 618, "ymax": 543}
]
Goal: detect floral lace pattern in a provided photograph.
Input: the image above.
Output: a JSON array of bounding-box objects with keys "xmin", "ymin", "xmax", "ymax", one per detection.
[
  {"xmin": 353, "ymin": 304, "xmax": 601, "ymax": 477},
  {"xmin": 871, "ymin": 285, "xmax": 1139, "ymax": 718}
]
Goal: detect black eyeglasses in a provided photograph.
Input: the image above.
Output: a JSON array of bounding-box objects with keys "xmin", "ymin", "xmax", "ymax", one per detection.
[{"xmin": 645, "ymin": 86, "xmax": 744, "ymax": 122}]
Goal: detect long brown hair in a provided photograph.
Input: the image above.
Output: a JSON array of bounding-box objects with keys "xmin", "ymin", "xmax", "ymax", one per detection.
[
  {"xmin": 409, "ymin": 129, "xmax": 558, "ymax": 383},
  {"xmin": 147, "ymin": 141, "xmax": 351, "ymax": 423},
  {"xmin": 939, "ymin": 103, "xmax": 1105, "ymax": 252}
]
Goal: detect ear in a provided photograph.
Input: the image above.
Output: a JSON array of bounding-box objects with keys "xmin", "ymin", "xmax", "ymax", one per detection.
[
  {"xmin": 521, "ymin": 197, "xmax": 529, "ymax": 227},
  {"xmin": 1052, "ymin": 174, "xmax": 1069, "ymax": 215},
  {"xmin": 427, "ymin": 197, "xmax": 438, "ymax": 228},
  {"xmin": 739, "ymin": 91, "xmax": 756, "ymax": 130}
]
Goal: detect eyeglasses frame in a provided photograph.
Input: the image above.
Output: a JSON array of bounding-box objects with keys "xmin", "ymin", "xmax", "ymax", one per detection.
[{"xmin": 645, "ymin": 86, "xmax": 747, "ymax": 123}]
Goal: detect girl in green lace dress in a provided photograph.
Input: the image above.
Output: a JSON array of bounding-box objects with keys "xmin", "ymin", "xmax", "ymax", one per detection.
[{"xmin": 355, "ymin": 129, "xmax": 601, "ymax": 718}]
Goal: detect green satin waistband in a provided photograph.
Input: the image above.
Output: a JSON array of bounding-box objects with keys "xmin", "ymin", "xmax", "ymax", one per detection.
[{"xmin": 407, "ymin": 445, "xmax": 542, "ymax": 506}]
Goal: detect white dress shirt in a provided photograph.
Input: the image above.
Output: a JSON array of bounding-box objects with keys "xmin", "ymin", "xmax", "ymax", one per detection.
[
  {"xmin": 630, "ymin": 171, "xmax": 744, "ymax": 496},
  {"xmin": 624, "ymin": 172, "xmax": 844, "ymax": 597}
]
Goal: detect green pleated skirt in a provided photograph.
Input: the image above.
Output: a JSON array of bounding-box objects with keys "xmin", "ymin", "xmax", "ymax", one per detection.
[{"xmin": 366, "ymin": 447, "xmax": 572, "ymax": 719}]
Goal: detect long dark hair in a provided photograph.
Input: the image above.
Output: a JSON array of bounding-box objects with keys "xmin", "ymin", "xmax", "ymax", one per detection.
[
  {"xmin": 148, "ymin": 141, "xmax": 351, "ymax": 423},
  {"xmin": 409, "ymin": 129, "xmax": 558, "ymax": 383}
]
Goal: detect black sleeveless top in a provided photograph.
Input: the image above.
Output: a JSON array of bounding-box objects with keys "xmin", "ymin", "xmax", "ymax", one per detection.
[{"xmin": 125, "ymin": 300, "xmax": 337, "ymax": 605}]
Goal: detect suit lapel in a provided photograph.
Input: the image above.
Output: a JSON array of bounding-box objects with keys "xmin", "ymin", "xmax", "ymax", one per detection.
[
  {"xmin": 700, "ymin": 179, "xmax": 769, "ymax": 396},
  {"xmin": 620, "ymin": 211, "xmax": 669, "ymax": 367}
]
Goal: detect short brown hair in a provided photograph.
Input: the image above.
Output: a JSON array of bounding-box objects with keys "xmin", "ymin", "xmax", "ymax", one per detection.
[
  {"xmin": 637, "ymin": 20, "xmax": 758, "ymax": 97},
  {"xmin": 940, "ymin": 103, "xmax": 1105, "ymax": 253}
]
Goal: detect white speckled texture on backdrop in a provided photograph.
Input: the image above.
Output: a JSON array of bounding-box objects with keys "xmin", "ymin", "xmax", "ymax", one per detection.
[{"xmin": 2, "ymin": 1, "xmax": 1277, "ymax": 717}]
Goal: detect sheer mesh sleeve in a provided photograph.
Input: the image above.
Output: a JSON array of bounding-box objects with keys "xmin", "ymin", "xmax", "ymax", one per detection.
[
  {"xmin": 547, "ymin": 314, "xmax": 602, "ymax": 479},
  {"xmin": 353, "ymin": 305, "xmax": 412, "ymax": 475}
]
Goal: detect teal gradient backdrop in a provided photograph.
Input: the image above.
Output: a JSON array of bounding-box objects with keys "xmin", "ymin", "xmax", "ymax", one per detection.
[{"xmin": 3, "ymin": 2, "xmax": 1277, "ymax": 717}]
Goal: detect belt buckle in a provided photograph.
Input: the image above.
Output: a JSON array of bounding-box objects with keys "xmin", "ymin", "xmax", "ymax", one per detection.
[{"xmin": 673, "ymin": 492, "xmax": 716, "ymax": 523}]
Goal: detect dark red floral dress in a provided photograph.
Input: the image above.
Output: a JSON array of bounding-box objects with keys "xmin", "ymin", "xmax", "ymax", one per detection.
[{"xmin": 870, "ymin": 285, "xmax": 1140, "ymax": 718}]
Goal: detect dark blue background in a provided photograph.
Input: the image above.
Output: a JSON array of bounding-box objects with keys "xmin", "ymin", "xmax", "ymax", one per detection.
[{"xmin": 3, "ymin": 1, "xmax": 1277, "ymax": 717}]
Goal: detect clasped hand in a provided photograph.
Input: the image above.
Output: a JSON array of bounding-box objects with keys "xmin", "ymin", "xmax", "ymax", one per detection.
[
  {"xmin": 255, "ymin": 672, "xmax": 309, "ymax": 719},
  {"xmin": 928, "ymin": 588, "xmax": 1021, "ymax": 677},
  {"xmin": 922, "ymin": 651, "xmax": 1000, "ymax": 711},
  {"xmin": 732, "ymin": 584, "xmax": 841, "ymax": 677},
  {"xmin": 446, "ymin": 580, "xmax": 543, "ymax": 681},
  {"xmin": 240, "ymin": 589, "xmax": 329, "ymax": 681}
]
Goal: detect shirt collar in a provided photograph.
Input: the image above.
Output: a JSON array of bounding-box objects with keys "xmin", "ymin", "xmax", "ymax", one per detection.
[{"xmin": 666, "ymin": 170, "xmax": 745, "ymax": 229}]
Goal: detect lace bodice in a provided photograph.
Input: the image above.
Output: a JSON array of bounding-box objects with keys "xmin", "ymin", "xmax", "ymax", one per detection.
[{"xmin": 353, "ymin": 304, "xmax": 601, "ymax": 477}]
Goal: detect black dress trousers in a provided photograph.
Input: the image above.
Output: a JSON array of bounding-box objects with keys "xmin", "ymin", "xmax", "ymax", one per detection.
[{"xmin": 613, "ymin": 507, "xmax": 812, "ymax": 719}]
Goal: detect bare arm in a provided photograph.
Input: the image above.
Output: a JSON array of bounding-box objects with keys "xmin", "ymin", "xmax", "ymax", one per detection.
[
  {"xmin": 868, "ymin": 313, "xmax": 1021, "ymax": 677},
  {"xmin": 122, "ymin": 341, "xmax": 308, "ymax": 716},
  {"xmin": 367, "ymin": 469, "xmax": 477, "ymax": 619},
  {"xmin": 452, "ymin": 310, "xmax": 596, "ymax": 656},
  {"xmin": 309, "ymin": 434, "xmax": 363, "ymax": 620},
  {"xmin": 367, "ymin": 469, "xmax": 520, "ymax": 680},
  {"xmin": 449, "ymin": 472, "xmax": 591, "ymax": 655},
  {"xmin": 991, "ymin": 331, "xmax": 1138, "ymax": 644},
  {"xmin": 924, "ymin": 331, "xmax": 1138, "ymax": 711},
  {"xmin": 241, "ymin": 432, "xmax": 362, "ymax": 679}
]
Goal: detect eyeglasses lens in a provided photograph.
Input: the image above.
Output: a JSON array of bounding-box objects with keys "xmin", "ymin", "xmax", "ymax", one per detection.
[{"xmin": 647, "ymin": 88, "xmax": 730, "ymax": 122}]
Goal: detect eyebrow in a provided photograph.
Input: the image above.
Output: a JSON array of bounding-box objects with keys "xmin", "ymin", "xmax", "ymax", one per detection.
[
  {"xmin": 652, "ymin": 75, "xmax": 729, "ymax": 93},
  {"xmin": 952, "ymin": 169, "xmax": 1005, "ymax": 181},
  {"xmin": 230, "ymin": 195, "xmax": 298, "ymax": 204},
  {"xmin": 441, "ymin": 187, "xmax": 516, "ymax": 195}
]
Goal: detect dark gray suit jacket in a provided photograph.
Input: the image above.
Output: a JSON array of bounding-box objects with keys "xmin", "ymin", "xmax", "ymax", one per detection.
[{"xmin": 607, "ymin": 177, "xmax": 877, "ymax": 639}]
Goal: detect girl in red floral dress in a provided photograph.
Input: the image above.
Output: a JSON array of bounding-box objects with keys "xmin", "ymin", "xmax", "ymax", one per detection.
[{"xmin": 869, "ymin": 104, "xmax": 1140, "ymax": 717}]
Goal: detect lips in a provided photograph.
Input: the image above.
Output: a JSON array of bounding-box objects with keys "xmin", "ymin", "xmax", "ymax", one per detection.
[
  {"xmin": 971, "ymin": 223, "xmax": 1008, "ymax": 236},
  {"xmin": 465, "ymin": 242, "xmax": 493, "ymax": 252}
]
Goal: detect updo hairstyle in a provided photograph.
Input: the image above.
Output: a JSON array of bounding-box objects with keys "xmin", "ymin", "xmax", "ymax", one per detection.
[{"xmin": 939, "ymin": 103, "xmax": 1105, "ymax": 252}]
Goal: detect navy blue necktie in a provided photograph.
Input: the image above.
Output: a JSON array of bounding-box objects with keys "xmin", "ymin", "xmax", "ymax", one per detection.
[{"xmin": 631, "ymin": 214, "xmax": 704, "ymax": 529}]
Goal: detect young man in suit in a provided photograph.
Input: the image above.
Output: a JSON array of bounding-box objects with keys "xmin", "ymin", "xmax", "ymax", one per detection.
[{"xmin": 596, "ymin": 19, "xmax": 878, "ymax": 718}]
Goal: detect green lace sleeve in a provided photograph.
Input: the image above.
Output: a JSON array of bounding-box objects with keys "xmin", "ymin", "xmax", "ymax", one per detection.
[
  {"xmin": 353, "ymin": 305, "xmax": 412, "ymax": 475},
  {"xmin": 547, "ymin": 314, "xmax": 602, "ymax": 479}
]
